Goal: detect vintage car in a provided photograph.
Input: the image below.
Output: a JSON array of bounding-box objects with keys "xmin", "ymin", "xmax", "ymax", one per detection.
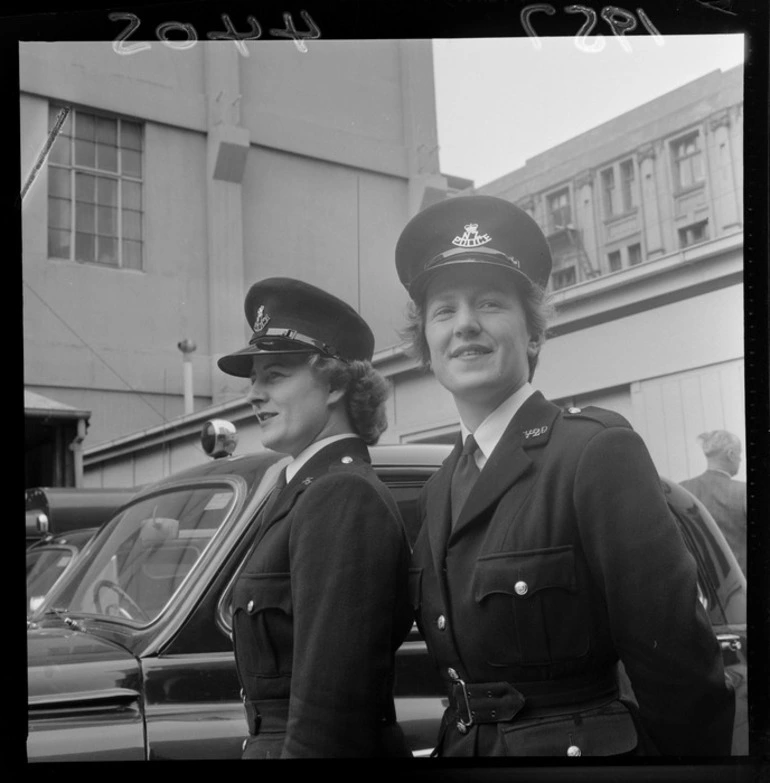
[
  {"xmin": 26, "ymin": 421, "xmax": 747, "ymax": 760},
  {"xmin": 25, "ymin": 486, "xmax": 137, "ymax": 548},
  {"xmin": 25, "ymin": 487, "xmax": 138, "ymax": 616}
]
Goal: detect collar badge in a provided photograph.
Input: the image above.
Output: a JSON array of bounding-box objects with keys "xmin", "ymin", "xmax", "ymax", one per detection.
[
  {"xmin": 452, "ymin": 223, "xmax": 491, "ymax": 248},
  {"xmin": 524, "ymin": 425, "xmax": 549, "ymax": 439},
  {"xmin": 302, "ymin": 477, "xmax": 314, "ymax": 486},
  {"xmin": 253, "ymin": 305, "xmax": 270, "ymax": 333}
]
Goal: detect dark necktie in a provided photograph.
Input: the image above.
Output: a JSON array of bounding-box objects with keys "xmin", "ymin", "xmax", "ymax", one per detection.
[
  {"xmin": 451, "ymin": 434, "xmax": 481, "ymax": 527},
  {"xmin": 260, "ymin": 466, "xmax": 288, "ymax": 521}
]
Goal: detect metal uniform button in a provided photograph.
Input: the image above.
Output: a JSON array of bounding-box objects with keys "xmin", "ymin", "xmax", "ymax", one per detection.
[
  {"xmin": 247, "ymin": 599, "xmax": 254, "ymax": 612},
  {"xmin": 514, "ymin": 580, "xmax": 528, "ymax": 596},
  {"xmin": 341, "ymin": 456, "xmax": 353, "ymax": 464},
  {"xmin": 448, "ymin": 667, "xmax": 459, "ymax": 680},
  {"xmin": 567, "ymin": 745, "xmax": 582, "ymax": 757},
  {"xmin": 568, "ymin": 407, "xmax": 582, "ymax": 414},
  {"xmin": 437, "ymin": 615, "xmax": 446, "ymax": 631}
]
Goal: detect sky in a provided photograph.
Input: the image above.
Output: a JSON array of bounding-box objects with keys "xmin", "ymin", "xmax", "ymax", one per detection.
[{"xmin": 432, "ymin": 34, "xmax": 745, "ymax": 188}]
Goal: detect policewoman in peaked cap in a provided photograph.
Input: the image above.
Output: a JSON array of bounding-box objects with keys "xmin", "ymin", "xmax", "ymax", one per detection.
[
  {"xmin": 396, "ymin": 195, "xmax": 734, "ymax": 757},
  {"xmin": 219, "ymin": 278, "xmax": 413, "ymax": 758}
]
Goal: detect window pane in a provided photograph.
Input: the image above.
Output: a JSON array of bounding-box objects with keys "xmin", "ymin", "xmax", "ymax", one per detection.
[
  {"xmin": 48, "ymin": 197, "xmax": 71, "ymax": 230},
  {"xmin": 49, "ymin": 135, "xmax": 71, "ymax": 166},
  {"xmin": 123, "ymin": 209, "xmax": 142, "ymax": 240},
  {"xmin": 692, "ymin": 154, "xmax": 704, "ymax": 182},
  {"xmin": 121, "ymin": 121, "xmax": 142, "ymax": 151},
  {"xmin": 48, "ymin": 228, "xmax": 71, "ymax": 258},
  {"xmin": 122, "ymin": 180, "xmax": 141, "ymax": 210},
  {"xmin": 122, "ymin": 239, "xmax": 143, "ymax": 270},
  {"xmin": 75, "ymin": 172, "xmax": 96, "ymax": 202},
  {"xmin": 75, "ymin": 112, "xmax": 95, "ymax": 141},
  {"xmin": 97, "ymin": 236, "xmax": 118, "ymax": 265},
  {"xmin": 97, "ymin": 206, "xmax": 117, "ymax": 235},
  {"xmin": 96, "ymin": 177, "xmax": 118, "ymax": 207},
  {"xmin": 122, "ymin": 149, "xmax": 142, "ymax": 177},
  {"xmin": 49, "ymin": 167, "xmax": 71, "ymax": 199},
  {"xmin": 96, "ymin": 143, "xmax": 118, "ymax": 172},
  {"xmin": 74, "ymin": 139, "xmax": 96, "ymax": 168},
  {"xmin": 76, "ymin": 203, "xmax": 95, "ymax": 233},
  {"xmin": 96, "ymin": 117, "xmax": 117, "ymax": 145},
  {"xmin": 75, "ymin": 231, "xmax": 95, "ymax": 262}
]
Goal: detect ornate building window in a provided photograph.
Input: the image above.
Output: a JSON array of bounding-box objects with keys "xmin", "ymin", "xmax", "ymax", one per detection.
[
  {"xmin": 47, "ymin": 103, "xmax": 144, "ymax": 270},
  {"xmin": 547, "ymin": 188, "xmax": 571, "ymax": 232},
  {"xmin": 671, "ymin": 131, "xmax": 705, "ymax": 192},
  {"xmin": 678, "ymin": 220, "xmax": 709, "ymax": 248}
]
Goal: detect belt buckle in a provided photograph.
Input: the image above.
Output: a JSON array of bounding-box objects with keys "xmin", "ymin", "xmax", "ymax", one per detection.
[{"xmin": 449, "ymin": 670, "xmax": 474, "ymax": 732}]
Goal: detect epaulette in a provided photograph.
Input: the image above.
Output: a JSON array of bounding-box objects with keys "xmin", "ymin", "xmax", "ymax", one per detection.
[
  {"xmin": 561, "ymin": 405, "xmax": 632, "ymax": 429},
  {"xmin": 328, "ymin": 455, "xmax": 369, "ymax": 476}
]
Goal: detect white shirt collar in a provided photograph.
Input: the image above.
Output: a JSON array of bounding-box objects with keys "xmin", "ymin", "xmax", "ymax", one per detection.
[
  {"xmin": 460, "ymin": 383, "xmax": 536, "ymax": 470},
  {"xmin": 285, "ymin": 433, "xmax": 360, "ymax": 483}
]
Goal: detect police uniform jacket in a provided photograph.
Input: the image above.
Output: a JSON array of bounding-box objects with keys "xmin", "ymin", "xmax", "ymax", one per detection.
[
  {"xmin": 232, "ymin": 437, "xmax": 414, "ymax": 758},
  {"xmin": 410, "ymin": 391, "xmax": 735, "ymax": 757}
]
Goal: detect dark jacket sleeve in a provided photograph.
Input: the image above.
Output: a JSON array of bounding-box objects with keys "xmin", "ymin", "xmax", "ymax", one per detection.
[
  {"xmin": 282, "ymin": 472, "xmax": 409, "ymax": 758},
  {"xmin": 573, "ymin": 426, "xmax": 735, "ymax": 755}
]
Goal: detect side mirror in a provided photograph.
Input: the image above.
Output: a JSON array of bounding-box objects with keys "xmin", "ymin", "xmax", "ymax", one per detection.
[{"xmin": 201, "ymin": 419, "xmax": 238, "ymax": 458}]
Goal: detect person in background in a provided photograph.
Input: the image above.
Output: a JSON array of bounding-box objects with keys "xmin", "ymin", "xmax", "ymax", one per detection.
[
  {"xmin": 681, "ymin": 430, "xmax": 747, "ymax": 576},
  {"xmin": 395, "ymin": 194, "xmax": 734, "ymax": 757},
  {"xmin": 218, "ymin": 277, "xmax": 413, "ymax": 758}
]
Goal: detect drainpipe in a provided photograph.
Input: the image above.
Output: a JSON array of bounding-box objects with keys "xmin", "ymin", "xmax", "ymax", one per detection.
[
  {"xmin": 70, "ymin": 417, "xmax": 88, "ymax": 487},
  {"xmin": 177, "ymin": 339, "xmax": 197, "ymax": 415}
]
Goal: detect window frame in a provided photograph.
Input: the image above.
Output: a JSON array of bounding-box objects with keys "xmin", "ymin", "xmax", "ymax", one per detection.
[
  {"xmin": 670, "ymin": 129, "xmax": 705, "ymax": 193},
  {"xmin": 678, "ymin": 220, "xmax": 709, "ymax": 249},
  {"xmin": 546, "ymin": 187, "xmax": 572, "ymax": 233},
  {"xmin": 47, "ymin": 103, "xmax": 144, "ymax": 271}
]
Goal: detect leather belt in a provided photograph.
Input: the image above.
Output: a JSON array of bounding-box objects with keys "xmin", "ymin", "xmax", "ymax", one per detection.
[
  {"xmin": 241, "ymin": 693, "xmax": 290, "ymax": 736},
  {"xmin": 445, "ymin": 670, "xmax": 618, "ymax": 732}
]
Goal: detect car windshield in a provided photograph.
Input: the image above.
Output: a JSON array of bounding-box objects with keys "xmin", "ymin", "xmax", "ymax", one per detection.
[
  {"xmin": 27, "ymin": 547, "xmax": 75, "ymax": 614},
  {"xmin": 39, "ymin": 483, "xmax": 237, "ymax": 625}
]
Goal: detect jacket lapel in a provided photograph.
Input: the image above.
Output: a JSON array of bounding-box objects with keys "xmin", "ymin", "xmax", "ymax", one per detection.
[
  {"xmin": 449, "ymin": 391, "xmax": 561, "ymax": 539},
  {"xmin": 252, "ymin": 437, "xmax": 368, "ymax": 548},
  {"xmin": 425, "ymin": 436, "xmax": 462, "ymax": 580}
]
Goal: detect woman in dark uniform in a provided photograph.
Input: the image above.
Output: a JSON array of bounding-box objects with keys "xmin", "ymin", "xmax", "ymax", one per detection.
[
  {"xmin": 218, "ymin": 278, "xmax": 413, "ymax": 759},
  {"xmin": 394, "ymin": 196, "xmax": 735, "ymax": 757}
]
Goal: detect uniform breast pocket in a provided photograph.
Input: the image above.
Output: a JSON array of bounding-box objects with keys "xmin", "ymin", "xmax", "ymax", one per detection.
[
  {"xmin": 473, "ymin": 547, "xmax": 589, "ymax": 666},
  {"xmin": 232, "ymin": 572, "xmax": 293, "ymax": 676}
]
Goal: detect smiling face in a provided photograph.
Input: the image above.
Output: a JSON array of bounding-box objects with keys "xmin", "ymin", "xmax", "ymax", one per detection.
[
  {"xmin": 247, "ymin": 353, "xmax": 347, "ymax": 457},
  {"xmin": 424, "ymin": 266, "xmax": 533, "ymax": 428}
]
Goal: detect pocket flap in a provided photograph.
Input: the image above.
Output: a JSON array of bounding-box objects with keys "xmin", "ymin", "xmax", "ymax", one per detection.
[
  {"xmin": 474, "ymin": 546, "xmax": 576, "ymax": 602},
  {"xmin": 234, "ymin": 572, "xmax": 292, "ymax": 615},
  {"xmin": 501, "ymin": 699, "xmax": 638, "ymax": 756}
]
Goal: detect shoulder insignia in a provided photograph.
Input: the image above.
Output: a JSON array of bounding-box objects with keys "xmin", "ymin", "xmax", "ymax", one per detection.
[{"xmin": 563, "ymin": 405, "xmax": 632, "ymax": 429}]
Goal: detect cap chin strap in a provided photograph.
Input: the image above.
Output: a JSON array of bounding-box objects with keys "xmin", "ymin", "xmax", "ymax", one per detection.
[
  {"xmin": 424, "ymin": 246, "xmax": 521, "ymax": 272},
  {"xmin": 250, "ymin": 328, "xmax": 345, "ymax": 362}
]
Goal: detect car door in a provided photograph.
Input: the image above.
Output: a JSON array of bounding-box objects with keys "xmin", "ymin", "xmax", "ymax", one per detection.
[{"xmin": 664, "ymin": 480, "xmax": 748, "ymax": 755}]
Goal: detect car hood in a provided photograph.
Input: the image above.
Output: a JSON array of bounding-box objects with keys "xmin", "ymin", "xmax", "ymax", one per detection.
[{"xmin": 28, "ymin": 625, "xmax": 142, "ymax": 705}]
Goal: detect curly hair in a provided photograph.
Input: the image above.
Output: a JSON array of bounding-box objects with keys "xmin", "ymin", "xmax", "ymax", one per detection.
[
  {"xmin": 307, "ymin": 354, "xmax": 390, "ymax": 445},
  {"xmin": 399, "ymin": 279, "xmax": 554, "ymax": 382}
]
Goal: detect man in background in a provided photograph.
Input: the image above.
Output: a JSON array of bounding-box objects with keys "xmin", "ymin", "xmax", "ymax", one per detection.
[{"xmin": 681, "ymin": 430, "xmax": 747, "ymax": 576}]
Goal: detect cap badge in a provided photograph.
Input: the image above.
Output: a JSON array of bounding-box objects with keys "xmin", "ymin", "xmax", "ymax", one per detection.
[
  {"xmin": 253, "ymin": 305, "xmax": 270, "ymax": 333},
  {"xmin": 452, "ymin": 223, "xmax": 491, "ymax": 249}
]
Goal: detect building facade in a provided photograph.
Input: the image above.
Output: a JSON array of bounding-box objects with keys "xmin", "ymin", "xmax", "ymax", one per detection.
[
  {"xmin": 21, "ymin": 40, "xmax": 447, "ymax": 454},
  {"xmin": 82, "ymin": 65, "xmax": 745, "ymax": 488}
]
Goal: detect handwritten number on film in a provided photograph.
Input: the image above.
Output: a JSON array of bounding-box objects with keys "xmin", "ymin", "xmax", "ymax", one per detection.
[
  {"xmin": 521, "ymin": 4, "xmax": 663, "ymax": 52},
  {"xmin": 110, "ymin": 11, "xmax": 321, "ymax": 56}
]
